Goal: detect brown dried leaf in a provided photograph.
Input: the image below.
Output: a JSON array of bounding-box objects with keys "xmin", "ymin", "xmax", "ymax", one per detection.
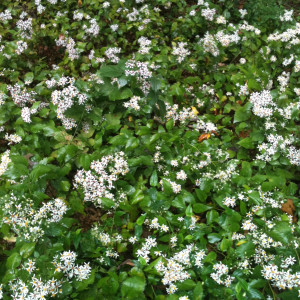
[
  {"xmin": 198, "ymin": 133, "xmax": 211, "ymax": 143},
  {"xmin": 117, "ymin": 259, "xmax": 135, "ymax": 270},
  {"xmin": 281, "ymin": 199, "xmax": 297, "ymax": 222},
  {"xmin": 239, "ymin": 129, "xmax": 251, "ymax": 138}
]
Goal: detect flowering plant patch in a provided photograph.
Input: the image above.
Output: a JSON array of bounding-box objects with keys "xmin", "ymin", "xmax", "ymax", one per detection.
[{"xmin": 0, "ymin": 0, "xmax": 299, "ymax": 299}]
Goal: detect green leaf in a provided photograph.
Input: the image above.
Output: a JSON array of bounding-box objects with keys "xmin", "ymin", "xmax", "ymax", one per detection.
[
  {"xmin": 206, "ymin": 210, "xmax": 219, "ymax": 224},
  {"xmin": 150, "ymin": 170, "xmax": 158, "ymax": 187},
  {"xmin": 126, "ymin": 137, "xmax": 139, "ymax": 150},
  {"xmin": 99, "ymin": 65, "xmax": 123, "ymax": 77},
  {"xmin": 101, "ymin": 197, "xmax": 115, "ymax": 208},
  {"xmin": 6, "ymin": 253, "xmax": 22, "ymax": 270},
  {"xmin": 193, "ymin": 203, "xmax": 212, "ymax": 214},
  {"xmin": 204, "ymin": 251, "xmax": 216, "ymax": 263},
  {"xmin": 98, "ymin": 275, "xmax": 119, "ymax": 296},
  {"xmin": 121, "ymin": 276, "xmax": 145, "ymax": 298},
  {"xmin": 162, "ymin": 179, "xmax": 173, "ymax": 195},
  {"xmin": 70, "ymin": 194, "xmax": 85, "ymax": 214},
  {"xmin": 247, "ymin": 288, "xmax": 264, "ymax": 299},
  {"xmin": 24, "ymin": 72, "xmax": 34, "ymax": 83},
  {"xmin": 193, "ymin": 282, "xmax": 203, "ymax": 300},
  {"xmin": 136, "ymin": 215, "xmax": 146, "ymax": 226},
  {"xmin": 20, "ymin": 243, "xmax": 35, "ymax": 258},
  {"xmin": 57, "ymin": 145, "xmax": 78, "ymax": 163},
  {"xmin": 241, "ymin": 161, "xmax": 252, "ymax": 177},
  {"xmin": 269, "ymin": 222, "xmax": 292, "ymax": 245},
  {"xmin": 62, "ymin": 282, "xmax": 73, "ymax": 296},
  {"xmin": 166, "ymin": 119, "xmax": 174, "ymax": 131},
  {"xmin": 60, "ymin": 180, "xmax": 70, "ymax": 192},
  {"xmin": 74, "ymin": 270, "xmax": 95, "ymax": 291},
  {"xmin": 236, "ymin": 241, "xmax": 255, "ymax": 258},
  {"xmin": 130, "ymin": 189, "xmax": 144, "ymax": 205},
  {"xmin": 248, "ymin": 191, "xmax": 262, "ymax": 205},
  {"xmin": 237, "ymin": 277, "xmax": 249, "ymax": 291},
  {"xmin": 186, "ymin": 204, "xmax": 193, "ymax": 217},
  {"xmin": 150, "ymin": 77, "xmax": 161, "ymax": 92},
  {"xmin": 220, "ymin": 238, "xmax": 232, "ymax": 251},
  {"xmin": 238, "ymin": 137, "xmax": 255, "ymax": 149},
  {"xmin": 207, "ymin": 233, "xmax": 222, "ymax": 243},
  {"xmin": 30, "ymin": 165, "xmax": 53, "ymax": 181},
  {"xmin": 234, "ymin": 103, "xmax": 252, "ymax": 123},
  {"xmin": 177, "ymin": 279, "xmax": 196, "ymax": 290}
]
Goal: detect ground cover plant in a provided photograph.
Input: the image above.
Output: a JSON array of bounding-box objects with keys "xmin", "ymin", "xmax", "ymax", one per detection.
[{"xmin": 0, "ymin": 0, "xmax": 299, "ymax": 299}]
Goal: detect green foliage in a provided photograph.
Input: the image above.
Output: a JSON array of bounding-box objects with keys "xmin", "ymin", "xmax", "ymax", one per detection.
[{"xmin": 0, "ymin": 0, "xmax": 299, "ymax": 299}]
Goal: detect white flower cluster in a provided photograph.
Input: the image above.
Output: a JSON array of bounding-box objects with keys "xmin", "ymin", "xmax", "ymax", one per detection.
[
  {"xmin": 216, "ymin": 15, "xmax": 227, "ymax": 24},
  {"xmin": 277, "ymin": 71, "xmax": 290, "ymax": 92},
  {"xmin": 155, "ymin": 246, "xmax": 206, "ymax": 294},
  {"xmin": 21, "ymin": 106, "xmax": 34, "ymax": 123},
  {"xmin": 110, "ymin": 24, "xmax": 119, "ymax": 32},
  {"xmin": 97, "ymin": 232, "xmax": 111, "ymax": 245},
  {"xmin": 257, "ymin": 133, "xmax": 298, "ymax": 165},
  {"xmin": 161, "ymin": 178, "xmax": 182, "ymax": 194},
  {"xmin": 294, "ymin": 60, "xmax": 300, "ymax": 73},
  {"xmin": 214, "ymin": 161, "xmax": 238, "ymax": 183},
  {"xmin": 0, "ymin": 9, "xmax": 12, "ymax": 22},
  {"xmin": 55, "ymin": 35, "xmax": 80, "ymax": 61},
  {"xmin": 23, "ymin": 259, "xmax": 36, "ymax": 274},
  {"xmin": 172, "ymin": 42, "xmax": 191, "ymax": 64},
  {"xmin": 0, "ymin": 150, "xmax": 11, "ymax": 176},
  {"xmin": 200, "ymin": 32, "xmax": 219, "ymax": 56},
  {"xmin": 138, "ymin": 36, "xmax": 151, "ymax": 54},
  {"xmin": 201, "ymin": 7, "xmax": 216, "ymax": 21},
  {"xmin": 50, "ymin": 76, "xmax": 87, "ymax": 130},
  {"xmin": 251, "ymin": 231, "xmax": 283, "ymax": 249},
  {"xmin": 249, "ymin": 90, "xmax": 275, "ymax": 118},
  {"xmin": 232, "ymin": 232, "xmax": 245, "ymax": 240},
  {"xmin": 258, "ymin": 186, "xmax": 284, "ymax": 209},
  {"xmin": 125, "ymin": 59, "xmax": 153, "ymax": 95},
  {"xmin": 195, "ymin": 119, "xmax": 217, "ymax": 133},
  {"xmin": 242, "ymin": 218, "xmax": 257, "ymax": 231},
  {"xmin": 223, "ymin": 196, "xmax": 236, "ymax": 207},
  {"xmin": 7, "ymin": 277, "xmax": 63, "ymax": 299},
  {"xmin": 211, "ymin": 263, "xmax": 234, "ymax": 287},
  {"xmin": 262, "ymin": 264, "xmax": 300, "ymax": 290},
  {"xmin": 123, "ymin": 96, "xmax": 142, "ymax": 111},
  {"xmin": 54, "ymin": 251, "xmax": 91, "ymax": 281},
  {"xmin": 16, "ymin": 40, "xmax": 28, "ymax": 55},
  {"xmin": 149, "ymin": 217, "xmax": 169, "ymax": 232},
  {"xmin": 267, "ymin": 23, "xmax": 300, "ymax": 44},
  {"xmin": 165, "ymin": 104, "xmax": 197, "ymax": 124},
  {"xmin": 7, "ymin": 84, "xmax": 36, "ymax": 107},
  {"xmin": 238, "ymin": 83, "xmax": 249, "ymax": 96},
  {"xmin": 176, "ymin": 170, "xmax": 187, "ymax": 180},
  {"xmin": 4, "ymin": 133, "xmax": 22, "ymax": 145},
  {"xmin": 136, "ymin": 236, "xmax": 157, "ymax": 263},
  {"xmin": 16, "ymin": 17, "xmax": 33, "ymax": 39},
  {"xmin": 280, "ymin": 9, "xmax": 294, "ymax": 22},
  {"xmin": 287, "ymin": 146, "xmax": 300, "ymax": 166},
  {"xmin": 239, "ymin": 9, "xmax": 247, "ymax": 18},
  {"xmin": 84, "ymin": 18, "xmax": 100, "ymax": 37},
  {"xmin": 1, "ymin": 194, "xmax": 68, "ymax": 241},
  {"xmin": 105, "ymin": 47, "xmax": 121, "ymax": 63},
  {"xmin": 215, "ymin": 30, "xmax": 240, "ymax": 47},
  {"xmin": 92, "ymin": 226, "xmax": 124, "ymax": 246},
  {"xmin": 282, "ymin": 54, "xmax": 294, "ymax": 66},
  {"xmin": 239, "ymin": 21, "xmax": 261, "ymax": 35},
  {"xmin": 254, "ymin": 248, "xmax": 275, "ymax": 265},
  {"xmin": 281, "ymin": 256, "xmax": 296, "ymax": 269},
  {"xmin": 74, "ymin": 152, "xmax": 129, "ymax": 207}
]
